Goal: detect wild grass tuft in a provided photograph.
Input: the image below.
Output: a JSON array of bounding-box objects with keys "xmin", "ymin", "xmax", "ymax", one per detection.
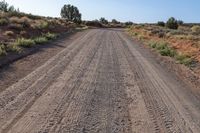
[
  {"xmin": 14, "ymin": 38, "xmax": 36, "ymax": 48},
  {"xmin": 34, "ymin": 37, "xmax": 48, "ymax": 44}
]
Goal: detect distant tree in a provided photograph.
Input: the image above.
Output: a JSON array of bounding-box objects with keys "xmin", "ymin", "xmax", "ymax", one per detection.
[
  {"xmin": 0, "ymin": 0, "xmax": 8, "ymax": 12},
  {"xmin": 125, "ymin": 21, "xmax": 133, "ymax": 26},
  {"xmin": 166, "ymin": 17, "xmax": 178, "ymax": 29},
  {"xmin": 99, "ymin": 17, "xmax": 108, "ymax": 24},
  {"xmin": 157, "ymin": 21, "xmax": 165, "ymax": 27},
  {"xmin": 111, "ymin": 19, "xmax": 119, "ymax": 24},
  {"xmin": 177, "ymin": 20, "xmax": 184, "ymax": 25},
  {"xmin": 61, "ymin": 4, "xmax": 82, "ymax": 24},
  {"xmin": 0, "ymin": 0, "xmax": 19, "ymax": 12}
]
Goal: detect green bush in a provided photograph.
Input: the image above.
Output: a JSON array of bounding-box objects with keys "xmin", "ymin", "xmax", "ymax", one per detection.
[
  {"xmin": 166, "ymin": 17, "xmax": 178, "ymax": 29},
  {"xmin": 0, "ymin": 18, "xmax": 9, "ymax": 26},
  {"xmin": 34, "ymin": 37, "xmax": 48, "ymax": 44},
  {"xmin": 0, "ymin": 44, "xmax": 7, "ymax": 56},
  {"xmin": 149, "ymin": 41, "xmax": 157, "ymax": 48},
  {"xmin": 149, "ymin": 41, "xmax": 176, "ymax": 57},
  {"xmin": 7, "ymin": 44, "xmax": 21, "ymax": 53},
  {"xmin": 157, "ymin": 21, "xmax": 165, "ymax": 27},
  {"xmin": 159, "ymin": 47, "xmax": 176, "ymax": 57},
  {"xmin": 37, "ymin": 21, "xmax": 49, "ymax": 29},
  {"xmin": 175, "ymin": 54, "xmax": 192, "ymax": 66},
  {"xmin": 44, "ymin": 32, "xmax": 57, "ymax": 40},
  {"xmin": 14, "ymin": 38, "xmax": 36, "ymax": 48}
]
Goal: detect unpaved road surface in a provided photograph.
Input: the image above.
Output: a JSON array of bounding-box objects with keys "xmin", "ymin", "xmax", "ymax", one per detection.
[{"xmin": 1, "ymin": 29, "xmax": 200, "ymax": 133}]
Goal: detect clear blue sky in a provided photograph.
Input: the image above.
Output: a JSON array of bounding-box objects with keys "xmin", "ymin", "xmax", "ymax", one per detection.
[{"xmin": 6, "ymin": 0, "xmax": 200, "ymax": 23}]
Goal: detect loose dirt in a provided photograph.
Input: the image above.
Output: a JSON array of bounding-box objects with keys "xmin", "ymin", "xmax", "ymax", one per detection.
[{"xmin": 0, "ymin": 29, "xmax": 200, "ymax": 133}]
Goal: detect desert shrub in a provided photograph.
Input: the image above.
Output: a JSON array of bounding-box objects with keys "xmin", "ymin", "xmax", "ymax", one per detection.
[
  {"xmin": 0, "ymin": 18, "xmax": 9, "ymax": 26},
  {"xmin": 85, "ymin": 20, "xmax": 103, "ymax": 27},
  {"xmin": 36, "ymin": 21, "xmax": 49, "ymax": 29},
  {"xmin": 9, "ymin": 16, "xmax": 30, "ymax": 28},
  {"xmin": 8, "ymin": 23, "xmax": 23, "ymax": 30},
  {"xmin": 157, "ymin": 21, "xmax": 165, "ymax": 27},
  {"xmin": 175, "ymin": 53, "xmax": 192, "ymax": 66},
  {"xmin": 125, "ymin": 21, "xmax": 134, "ymax": 26},
  {"xmin": 44, "ymin": 32, "xmax": 57, "ymax": 40},
  {"xmin": 159, "ymin": 47, "xmax": 176, "ymax": 57},
  {"xmin": 149, "ymin": 41, "xmax": 176, "ymax": 57},
  {"xmin": 191, "ymin": 25, "xmax": 200, "ymax": 34},
  {"xmin": 177, "ymin": 20, "xmax": 184, "ymax": 25},
  {"xmin": 0, "ymin": 44, "xmax": 6, "ymax": 56},
  {"xmin": 166, "ymin": 17, "xmax": 178, "ymax": 29},
  {"xmin": 14, "ymin": 38, "xmax": 35, "ymax": 48},
  {"xmin": 3, "ymin": 30, "xmax": 14, "ymax": 36},
  {"xmin": 99, "ymin": 17, "xmax": 108, "ymax": 25},
  {"xmin": 34, "ymin": 37, "xmax": 48, "ymax": 44},
  {"xmin": 7, "ymin": 44, "xmax": 21, "ymax": 53},
  {"xmin": 149, "ymin": 41, "xmax": 158, "ymax": 48},
  {"xmin": 9, "ymin": 16, "xmax": 20, "ymax": 23},
  {"xmin": 111, "ymin": 19, "xmax": 120, "ymax": 24}
]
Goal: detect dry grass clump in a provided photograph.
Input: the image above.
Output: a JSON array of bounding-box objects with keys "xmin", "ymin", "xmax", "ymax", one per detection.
[{"xmin": 3, "ymin": 30, "xmax": 14, "ymax": 36}]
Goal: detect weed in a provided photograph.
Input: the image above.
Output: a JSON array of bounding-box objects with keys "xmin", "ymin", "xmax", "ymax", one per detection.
[
  {"xmin": 191, "ymin": 25, "xmax": 200, "ymax": 34},
  {"xmin": 7, "ymin": 44, "xmax": 22, "ymax": 53},
  {"xmin": 149, "ymin": 41, "xmax": 176, "ymax": 57},
  {"xmin": 44, "ymin": 32, "xmax": 57, "ymax": 40},
  {"xmin": 0, "ymin": 18, "xmax": 9, "ymax": 26},
  {"xmin": 175, "ymin": 54, "xmax": 192, "ymax": 66},
  {"xmin": 0, "ymin": 44, "xmax": 7, "ymax": 56},
  {"xmin": 14, "ymin": 38, "xmax": 35, "ymax": 48},
  {"xmin": 34, "ymin": 37, "xmax": 48, "ymax": 44}
]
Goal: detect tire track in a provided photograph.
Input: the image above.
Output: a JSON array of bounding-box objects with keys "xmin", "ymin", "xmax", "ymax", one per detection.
[
  {"xmin": 116, "ymin": 32, "xmax": 192, "ymax": 133},
  {"xmin": 0, "ymin": 30, "xmax": 100, "ymax": 133},
  {"xmin": 35, "ymin": 31, "xmax": 105, "ymax": 133}
]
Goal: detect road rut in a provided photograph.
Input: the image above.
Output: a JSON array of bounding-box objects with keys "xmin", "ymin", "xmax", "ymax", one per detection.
[{"xmin": 0, "ymin": 29, "xmax": 200, "ymax": 133}]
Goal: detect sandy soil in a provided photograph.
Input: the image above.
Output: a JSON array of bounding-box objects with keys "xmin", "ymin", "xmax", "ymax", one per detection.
[{"xmin": 0, "ymin": 29, "xmax": 200, "ymax": 133}]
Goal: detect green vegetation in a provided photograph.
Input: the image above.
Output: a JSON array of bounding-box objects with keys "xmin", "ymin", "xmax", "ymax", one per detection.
[
  {"xmin": 149, "ymin": 41, "xmax": 193, "ymax": 66},
  {"xmin": 175, "ymin": 54, "xmax": 192, "ymax": 66},
  {"xmin": 166, "ymin": 17, "xmax": 178, "ymax": 29},
  {"xmin": 0, "ymin": 44, "xmax": 6, "ymax": 56},
  {"xmin": 8, "ymin": 44, "xmax": 22, "ymax": 53},
  {"xmin": 149, "ymin": 41, "xmax": 176, "ymax": 57},
  {"xmin": 0, "ymin": 0, "xmax": 19, "ymax": 12},
  {"xmin": 14, "ymin": 38, "xmax": 36, "ymax": 48},
  {"xmin": 61, "ymin": 4, "xmax": 82, "ymax": 24},
  {"xmin": 37, "ymin": 21, "xmax": 49, "ymax": 29},
  {"xmin": 0, "ymin": 18, "xmax": 9, "ymax": 26},
  {"xmin": 44, "ymin": 32, "xmax": 57, "ymax": 40},
  {"xmin": 14, "ymin": 33, "xmax": 57, "ymax": 48},
  {"xmin": 99, "ymin": 17, "xmax": 108, "ymax": 25},
  {"xmin": 177, "ymin": 20, "xmax": 184, "ymax": 25},
  {"xmin": 157, "ymin": 21, "xmax": 165, "ymax": 27},
  {"xmin": 34, "ymin": 37, "xmax": 48, "ymax": 44}
]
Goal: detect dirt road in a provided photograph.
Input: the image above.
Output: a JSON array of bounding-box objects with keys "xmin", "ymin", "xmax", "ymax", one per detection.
[{"xmin": 0, "ymin": 29, "xmax": 200, "ymax": 133}]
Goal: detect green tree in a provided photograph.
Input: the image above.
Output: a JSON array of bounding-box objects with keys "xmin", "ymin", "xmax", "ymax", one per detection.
[
  {"xmin": 177, "ymin": 20, "xmax": 184, "ymax": 25},
  {"xmin": 99, "ymin": 17, "xmax": 108, "ymax": 24},
  {"xmin": 166, "ymin": 17, "xmax": 178, "ymax": 29},
  {"xmin": 0, "ymin": 0, "xmax": 8, "ymax": 12},
  {"xmin": 157, "ymin": 21, "xmax": 165, "ymax": 27},
  {"xmin": 111, "ymin": 19, "xmax": 119, "ymax": 24},
  {"xmin": 61, "ymin": 4, "xmax": 82, "ymax": 24}
]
